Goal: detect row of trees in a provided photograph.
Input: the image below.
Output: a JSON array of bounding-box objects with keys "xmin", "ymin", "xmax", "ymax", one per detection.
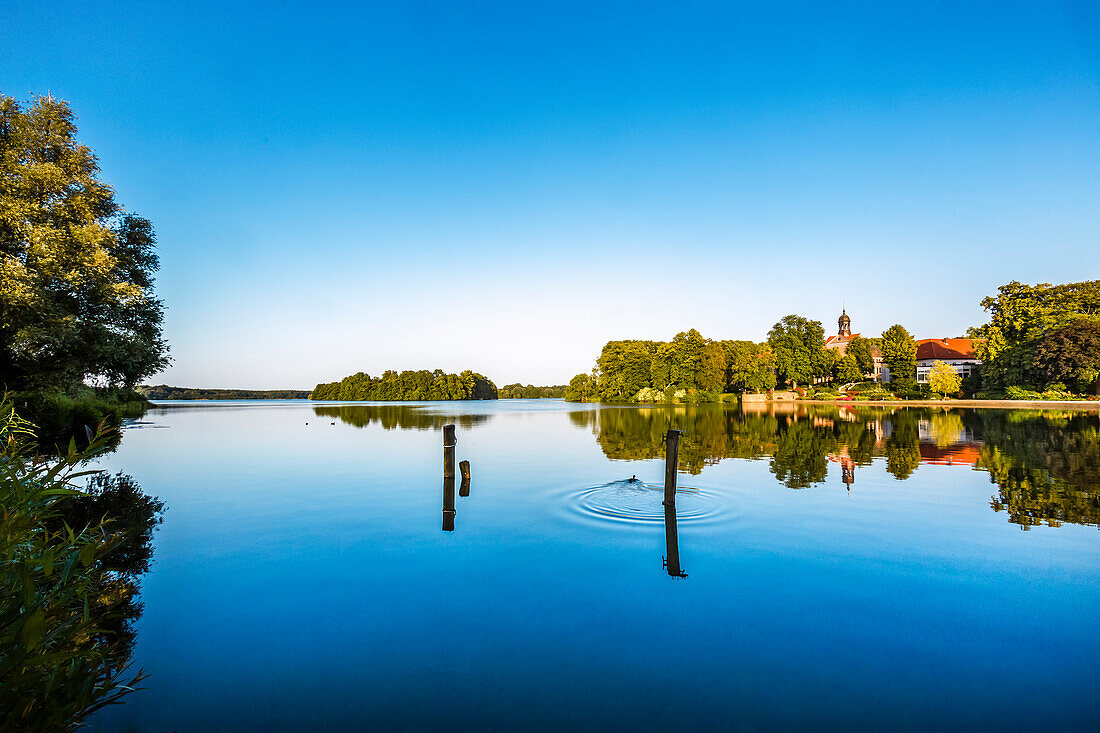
[
  {"xmin": 565, "ymin": 330, "xmax": 777, "ymax": 402},
  {"xmin": 138, "ymin": 386, "xmax": 311, "ymax": 400},
  {"xmin": 497, "ymin": 384, "xmax": 568, "ymax": 399},
  {"xmin": 566, "ymin": 320, "xmax": 922, "ymax": 402},
  {"xmin": 310, "ymin": 369, "xmax": 498, "ymax": 401},
  {"xmin": 970, "ymin": 280, "xmax": 1100, "ymax": 395}
]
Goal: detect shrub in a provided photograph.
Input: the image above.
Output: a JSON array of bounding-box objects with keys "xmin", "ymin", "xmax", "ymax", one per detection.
[{"xmin": 0, "ymin": 399, "xmax": 160, "ymax": 730}]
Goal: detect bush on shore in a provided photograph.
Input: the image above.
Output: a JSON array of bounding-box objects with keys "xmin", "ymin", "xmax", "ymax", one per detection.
[
  {"xmin": 10, "ymin": 387, "xmax": 150, "ymax": 448},
  {"xmin": 0, "ymin": 398, "xmax": 163, "ymax": 730}
]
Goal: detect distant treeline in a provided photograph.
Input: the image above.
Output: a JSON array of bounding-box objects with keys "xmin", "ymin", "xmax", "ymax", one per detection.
[
  {"xmin": 310, "ymin": 369, "xmax": 497, "ymax": 400},
  {"xmin": 497, "ymin": 384, "xmax": 568, "ymax": 399},
  {"xmin": 139, "ymin": 385, "xmax": 311, "ymax": 400}
]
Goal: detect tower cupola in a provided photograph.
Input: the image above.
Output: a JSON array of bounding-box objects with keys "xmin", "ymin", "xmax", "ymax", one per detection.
[{"xmin": 838, "ymin": 309, "xmax": 852, "ymax": 338}]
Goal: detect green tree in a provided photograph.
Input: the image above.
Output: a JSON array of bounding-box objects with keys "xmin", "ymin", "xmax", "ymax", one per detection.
[
  {"xmin": 1031, "ymin": 320, "xmax": 1100, "ymax": 394},
  {"xmin": 0, "ymin": 95, "xmax": 169, "ymax": 390},
  {"xmin": 927, "ymin": 360, "xmax": 962, "ymax": 398},
  {"xmin": 881, "ymin": 324, "xmax": 917, "ymax": 382},
  {"xmin": 767, "ymin": 315, "xmax": 828, "ymax": 387},
  {"xmin": 846, "ymin": 336, "xmax": 876, "ymax": 376},
  {"xmin": 595, "ymin": 341, "xmax": 652, "ymax": 401},
  {"xmin": 969, "ymin": 280, "xmax": 1100, "ymax": 390},
  {"xmin": 835, "ymin": 353, "xmax": 864, "ymax": 384},
  {"xmin": 721, "ymin": 340, "xmax": 777, "ymax": 393},
  {"xmin": 565, "ymin": 373, "xmax": 593, "ymax": 401}
]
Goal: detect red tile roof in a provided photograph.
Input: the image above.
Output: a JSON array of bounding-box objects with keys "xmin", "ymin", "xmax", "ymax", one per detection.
[
  {"xmin": 825, "ymin": 332, "xmax": 861, "ymax": 347},
  {"xmin": 915, "ymin": 338, "xmax": 979, "ymax": 361}
]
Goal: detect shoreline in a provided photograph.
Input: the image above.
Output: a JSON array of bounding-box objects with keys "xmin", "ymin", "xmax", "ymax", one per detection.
[{"xmin": 791, "ymin": 398, "xmax": 1100, "ymax": 410}]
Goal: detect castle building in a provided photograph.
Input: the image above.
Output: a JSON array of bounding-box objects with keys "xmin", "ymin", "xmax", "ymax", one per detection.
[{"xmin": 824, "ymin": 310, "xmax": 889, "ymax": 382}]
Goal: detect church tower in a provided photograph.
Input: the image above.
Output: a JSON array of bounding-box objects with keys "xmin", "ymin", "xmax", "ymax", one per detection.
[{"xmin": 838, "ymin": 309, "xmax": 852, "ymax": 338}]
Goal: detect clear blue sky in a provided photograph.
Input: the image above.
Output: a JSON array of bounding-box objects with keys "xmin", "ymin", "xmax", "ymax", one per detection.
[{"xmin": 3, "ymin": 1, "xmax": 1098, "ymax": 388}]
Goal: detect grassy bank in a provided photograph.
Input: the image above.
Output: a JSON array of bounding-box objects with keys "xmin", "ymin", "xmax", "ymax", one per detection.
[
  {"xmin": 794, "ymin": 398, "xmax": 1100, "ymax": 410},
  {"xmin": 11, "ymin": 386, "xmax": 151, "ymax": 448}
]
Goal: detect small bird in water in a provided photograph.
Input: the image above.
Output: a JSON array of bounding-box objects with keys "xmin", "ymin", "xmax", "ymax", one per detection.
[
  {"xmin": 629, "ymin": 475, "xmax": 639, "ymax": 483},
  {"xmin": 330, "ymin": 422, "xmax": 335, "ymax": 425}
]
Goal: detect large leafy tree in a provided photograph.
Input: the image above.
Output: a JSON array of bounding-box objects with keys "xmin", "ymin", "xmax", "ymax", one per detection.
[
  {"xmin": 720, "ymin": 340, "xmax": 777, "ymax": 393},
  {"xmin": 0, "ymin": 94, "xmax": 168, "ymax": 390},
  {"xmin": 881, "ymin": 325, "xmax": 917, "ymax": 382},
  {"xmin": 1032, "ymin": 320, "xmax": 1100, "ymax": 394},
  {"xmin": 969, "ymin": 280, "xmax": 1100, "ymax": 390},
  {"xmin": 595, "ymin": 340, "xmax": 653, "ymax": 400},
  {"xmin": 767, "ymin": 315, "xmax": 828, "ymax": 387},
  {"xmin": 835, "ymin": 353, "xmax": 864, "ymax": 384},
  {"xmin": 845, "ymin": 336, "xmax": 876, "ymax": 376}
]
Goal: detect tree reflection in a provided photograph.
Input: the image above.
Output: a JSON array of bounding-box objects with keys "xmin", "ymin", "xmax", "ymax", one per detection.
[
  {"xmin": 315, "ymin": 404, "xmax": 490, "ymax": 430},
  {"xmin": 583, "ymin": 403, "xmax": 1100, "ymax": 529}
]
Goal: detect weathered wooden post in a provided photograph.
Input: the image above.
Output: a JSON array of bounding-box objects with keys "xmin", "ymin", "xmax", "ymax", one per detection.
[
  {"xmin": 443, "ymin": 424, "xmax": 456, "ymax": 479},
  {"xmin": 459, "ymin": 460, "xmax": 471, "ymax": 497},
  {"xmin": 663, "ymin": 428, "xmax": 681, "ymax": 507}
]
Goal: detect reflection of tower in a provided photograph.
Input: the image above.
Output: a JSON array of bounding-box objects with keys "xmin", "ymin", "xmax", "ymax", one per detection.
[
  {"xmin": 841, "ymin": 457, "xmax": 855, "ymax": 493},
  {"xmin": 838, "ymin": 309, "xmax": 852, "ymax": 338},
  {"xmin": 663, "ymin": 502, "xmax": 688, "ymax": 578}
]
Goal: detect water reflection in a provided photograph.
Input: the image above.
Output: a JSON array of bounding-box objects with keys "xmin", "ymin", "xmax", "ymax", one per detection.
[
  {"xmin": 579, "ymin": 404, "xmax": 1100, "ymax": 529},
  {"xmin": 314, "ymin": 404, "xmax": 490, "ymax": 431},
  {"xmin": 663, "ymin": 501, "xmax": 687, "ymax": 578},
  {"xmin": 442, "ymin": 476, "xmax": 456, "ymax": 531}
]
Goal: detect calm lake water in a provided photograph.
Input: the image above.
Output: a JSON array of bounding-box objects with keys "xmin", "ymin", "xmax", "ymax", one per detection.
[{"xmin": 90, "ymin": 399, "xmax": 1099, "ymax": 732}]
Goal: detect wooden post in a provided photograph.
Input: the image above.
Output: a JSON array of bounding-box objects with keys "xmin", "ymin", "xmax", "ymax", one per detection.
[
  {"xmin": 459, "ymin": 460, "xmax": 471, "ymax": 497},
  {"xmin": 663, "ymin": 429, "xmax": 681, "ymax": 506},
  {"xmin": 443, "ymin": 424, "xmax": 456, "ymax": 479}
]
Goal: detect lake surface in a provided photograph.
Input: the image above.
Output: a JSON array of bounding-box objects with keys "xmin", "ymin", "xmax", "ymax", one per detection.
[{"xmin": 90, "ymin": 400, "xmax": 1099, "ymax": 731}]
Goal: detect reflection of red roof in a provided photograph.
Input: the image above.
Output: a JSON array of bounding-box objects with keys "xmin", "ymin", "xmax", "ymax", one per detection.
[
  {"xmin": 916, "ymin": 338, "xmax": 979, "ymax": 361},
  {"xmin": 919, "ymin": 443, "xmax": 981, "ymax": 466}
]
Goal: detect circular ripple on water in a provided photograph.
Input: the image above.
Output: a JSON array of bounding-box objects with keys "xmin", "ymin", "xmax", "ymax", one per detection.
[{"xmin": 567, "ymin": 480, "xmax": 725, "ymax": 526}]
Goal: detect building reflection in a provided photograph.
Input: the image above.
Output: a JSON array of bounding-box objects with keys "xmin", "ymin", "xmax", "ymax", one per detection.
[{"xmin": 583, "ymin": 403, "xmax": 1100, "ymax": 529}]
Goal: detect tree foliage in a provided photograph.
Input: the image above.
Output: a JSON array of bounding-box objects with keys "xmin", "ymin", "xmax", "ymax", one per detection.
[
  {"xmin": 845, "ymin": 336, "xmax": 876, "ymax": 376},
  {"xmin": 1030, "ymin": 320, "xmax": 1100, "ymax": 395},
  {"xmin": 311, "ymin": 369, "xmax": 497, "ymax": 401},
  {"xmin": 497, "ymin": 384, "xmax": 568, "ymax": 399},
  {"xmin": 766, "ymin": 315, "xmax": 829, "ymax": 387},
  {"xmin": 138, "ymin": 386, "xmax": 311, "ymax": 400},
  {"xmin": 969, "ymin": 280, "xmax": 1100, "ymax": 391},
  {"xmin": 928, "ymin": 360, "xmax": 962, "ymax": 398},
  {"xmin": 0, "ymin": 94, "xmax": 169, "ymax": 391},
  {"xmin": 0, "ymin": 399, "xmax": 163, "ymax": 730},
  {"xmin": 881, "ymin": 324, "xmax": 917, "ymax": 381},
  {"xmin": 581, "ymin": 330, "xmax": 776, "ymax": 402}
]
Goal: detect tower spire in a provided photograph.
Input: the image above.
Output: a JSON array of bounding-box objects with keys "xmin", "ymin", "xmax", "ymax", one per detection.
[{"xmin": 838, "ymin": 307, "xmax": 852, "ymax": 338}]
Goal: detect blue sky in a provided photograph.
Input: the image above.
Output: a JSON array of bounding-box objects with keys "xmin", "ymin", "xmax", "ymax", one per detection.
[{"xmin": 3, "ymin": 1, "xmax": 1098, "ymax": 388}]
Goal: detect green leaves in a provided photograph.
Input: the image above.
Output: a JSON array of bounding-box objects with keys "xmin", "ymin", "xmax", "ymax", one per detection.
[
  {"xmin": 310, "ymin": 369, "xmax": 499, "ymax": 401},
  {"xmin": 0, "ymin": 95, "xmax": 169, "ymax": 392},
  {"xmin": 0, "ymin": 396, "xmax": 154, "ymax": 730},
  {"xmin": 881, "ymin": 324, "xmax": 917, "ymax": 381},
  {"xmin": 767, "ymin": 315, "xmax": 828, "ymax": 387}
]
